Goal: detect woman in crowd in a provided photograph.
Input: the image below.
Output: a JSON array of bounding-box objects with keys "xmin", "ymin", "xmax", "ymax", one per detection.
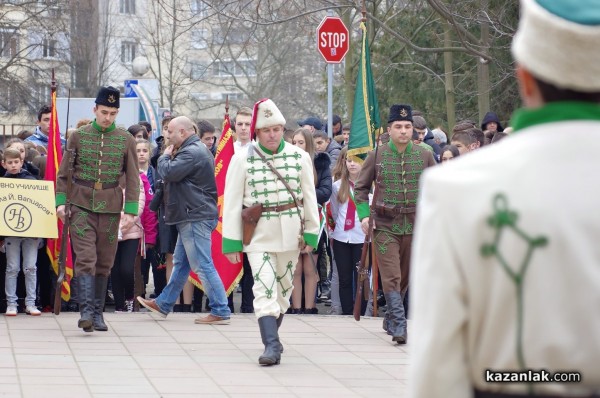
[
  {"xmin": 330, "ymin": 147, "xmax": 366, "ymax": 315},
  {"xmin": 441, "ymin": 144, "xmax": 460, "ymax": 163},
  {"xmin": 289, "ymin": 128, "xmax": 332, "ymax": 314}
]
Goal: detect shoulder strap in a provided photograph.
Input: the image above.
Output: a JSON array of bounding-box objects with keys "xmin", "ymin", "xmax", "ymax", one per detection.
[{"xmin": 253, "ymin": 145, "xmax": 305, "ymax": 237}]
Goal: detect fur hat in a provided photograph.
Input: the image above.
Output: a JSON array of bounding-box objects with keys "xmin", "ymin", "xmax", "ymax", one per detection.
[
  {"xmin": 388, "ymin": 104, "xmax": 413, "ymax": 124},
  {"xmin": 95, "ymin": 86, "xmax": 120, "ymax": 108},
  {"xmin": 512, "ymin": 0, "xmax": 600, "ymax": 92},
  {"xmin": 250, "ymin": 99, "xmax": 286, "ymax": 138}
]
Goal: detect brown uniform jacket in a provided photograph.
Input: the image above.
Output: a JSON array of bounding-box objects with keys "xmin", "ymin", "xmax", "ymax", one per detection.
[
  {"xmin": 355, "ymin": 141, "xmax": 435, "ymax": 235},
  {"xmin": 56, "ymin": 121, "xmax": 139, "ymax": 215}
]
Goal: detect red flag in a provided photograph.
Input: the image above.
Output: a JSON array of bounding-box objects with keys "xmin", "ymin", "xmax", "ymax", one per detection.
[
  {"xmin": 44, "ymin": 90, "xmax": 74, "ymax": 301},
  {"xmin": 189, "ymin": 114, "xmax": 243, "ymax": 294}
]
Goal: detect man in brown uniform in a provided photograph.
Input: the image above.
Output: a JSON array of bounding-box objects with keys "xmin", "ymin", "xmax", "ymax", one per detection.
[
  {"xmin": 354, "ymin": 104, "xmax": 435, "ymax": 344},
  {"xmin": 56, "ymin": 86, "xmax": 139, "ymax": 332}
]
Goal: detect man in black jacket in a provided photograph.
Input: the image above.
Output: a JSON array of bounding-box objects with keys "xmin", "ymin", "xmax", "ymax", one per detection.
[{"xmin": 138, "ymin": 116, "xmax": 231, "ymax": 324}]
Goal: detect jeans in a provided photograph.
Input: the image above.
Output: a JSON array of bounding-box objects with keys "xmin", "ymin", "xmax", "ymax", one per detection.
[
  {"xmin": 155, "ymin": 219, "xmax": 230, "ymax": 318},
  {"xmin": 5, "ymin": 237, "xmax": 40, "ymax": 307}
]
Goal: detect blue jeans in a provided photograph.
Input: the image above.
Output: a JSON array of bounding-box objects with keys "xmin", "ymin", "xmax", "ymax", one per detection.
[
  {"xmin": 155, "ymin": 219, "xmax": 230, "ymax": 318},
  {"xmin": 5, "ymin": 237, "xmax": 40, "ymax": 307}
]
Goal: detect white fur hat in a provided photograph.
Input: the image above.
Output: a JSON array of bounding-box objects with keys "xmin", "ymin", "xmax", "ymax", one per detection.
[
  {"xmin": 250, "ymin": 99, "xmax": 286, "ymax": 136},
  {"xmin": 512, "ymin": 0, "xmax": 600, "ymax": 92}
]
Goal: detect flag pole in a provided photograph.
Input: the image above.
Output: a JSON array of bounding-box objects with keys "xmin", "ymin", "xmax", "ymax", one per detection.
[{"xmin": 225, "ymin": 94, "xmax": 229, "ymax": 116}]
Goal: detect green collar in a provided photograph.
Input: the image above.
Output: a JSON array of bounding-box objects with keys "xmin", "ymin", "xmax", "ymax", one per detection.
[
  {"xmin": 512, "ymin": 101, "xmax": 600, "ymax": 132},
  {"xmin": 258, "ymin": 139, "xmax": 285, "ymax": 155},
  {"xmin": 92, "ymin": 120, "xmax": 116, "ymax": 133},
  {"xmin": 389, "ymin": 140, "xmax": 412, "ymax": 154}
]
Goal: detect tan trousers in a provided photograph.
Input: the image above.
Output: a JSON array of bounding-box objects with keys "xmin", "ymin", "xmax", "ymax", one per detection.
[
  {"xmin": 246, "ymin": 250, "xmax": 299, "ymax": 318},
  {"xmin": 69, "ymin": 205, "xmax": 120, "ymax": 277},
  {"xmin": 374, "ymin": 230, "xmax": 411, "ymax": 295}
]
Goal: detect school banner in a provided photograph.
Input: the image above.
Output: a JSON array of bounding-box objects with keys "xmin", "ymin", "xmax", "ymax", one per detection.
[{"xmin": 0, "ymin": 180, "xmax": 57, "ymax": 238}]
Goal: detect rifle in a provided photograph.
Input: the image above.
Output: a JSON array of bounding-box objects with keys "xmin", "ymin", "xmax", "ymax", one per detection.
[
  {"xmin": 353, "ymin": 143, "xmax": 382, "ymax": 321},
  {"xmin": 54, "ymin": 149, "xmax": 75, "ymax": 315}
]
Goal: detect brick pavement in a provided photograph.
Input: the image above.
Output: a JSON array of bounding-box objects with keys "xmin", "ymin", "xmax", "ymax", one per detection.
[{"xmin": 0, "ymin": 313, "xmax": 409, "ymax": 397}]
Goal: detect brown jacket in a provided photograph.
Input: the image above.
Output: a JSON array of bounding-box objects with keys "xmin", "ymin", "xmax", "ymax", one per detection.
[
  {"xmin": 355, "ymin": 141, "xmax": 435, "ymax": 235},
  {"xmin": 56, "ymin": 121, "xmax": 139, "ymax": 215}
]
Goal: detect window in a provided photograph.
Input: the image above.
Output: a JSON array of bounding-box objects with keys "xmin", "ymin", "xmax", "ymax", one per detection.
[
  {"xmin": 190, "ymin": 92, "xmax": 208, "ymax": 100},
  {"xmin": 0, "ymin": 29, "xmax": 18, "ymax": 58},
  {"xmin": 190, "ymin": 62, "xmax": 208, "ymax": 80},
  {"xmin": 34, "ymin": 84, "xmax": 51, "ymax": 108},
  {"xmin": 221, "ymin": 92, "xmax": 244, "ymax": 100},
  {"xmin": 191, "ymin": 0, "xmax": 208, "ymax": 17},
  {"xmin": 0, "ymin": 81, "xmax": 15, "ymax": 112},
  {"xmin": 42, "ymin": 38, "xmax": 57, "ymax": 58},
  {"xmin": 120, "ymin": 0, "xmax": 135, "ymax": 14},
  {"xmin": 212, "ymin": 60, "xmax": 256, "ymax": 77},
  {"xmin": 191, "ymin": 29, "xmax": 207, "ymax": 49},
  {"xmin": 121, "ymin": 41, "xmax": 136, "ymax": 63}
]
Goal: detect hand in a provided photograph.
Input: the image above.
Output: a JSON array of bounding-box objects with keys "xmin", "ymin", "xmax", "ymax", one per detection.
[
  {"xmin": 301, "ymin": 245, "xmax": 314, "ymax": 254},
  {"xmin": 57, "ymin": 205, "xmax": 66, "ymax": 223},
  {"xmin": 361, "ymin": 217, "xmax": 369, "ymax": 235},
  {"xmin": 225, "ymin": 252, "xmax": 242, "ymax": 264},
  {"xmin": 121, "ymin": 213, "xmax": 135, "ymax": 230},
  {"xmin": 163, "ymin": 145, "xmax": 174, "ymax": 156}
]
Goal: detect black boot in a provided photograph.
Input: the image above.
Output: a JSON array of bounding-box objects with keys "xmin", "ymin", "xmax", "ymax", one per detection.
[
  {"xmin": 276, "ymin": 314, "xmax": 284, "ymax": 353},
  {"xmin": 77, "ymin": 275, "xmax": 95, "ymax": 333},
  {"xmin": 384, "ymin": 291, "xmax": 407, "ymax": 344},
  {"xmin": 258, "ymin": 316, "xmax": 281, "ymax": 366},
  {"xmin": 182, "ymin": 304, "xmax": 192, "ymax": 312},
  {"xmin": 93, "ymin": 276, "xmax": 109, "ymax": 332}
]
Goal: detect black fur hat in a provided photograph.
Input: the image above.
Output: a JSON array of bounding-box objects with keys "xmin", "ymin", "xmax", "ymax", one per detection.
[
  {"xmin": 95, "ymin": 86, "xmax": 120, "ymax": 108},
  {"xmin": 388, "ymin": 104, "xmax": 413, "ymax": 124}
]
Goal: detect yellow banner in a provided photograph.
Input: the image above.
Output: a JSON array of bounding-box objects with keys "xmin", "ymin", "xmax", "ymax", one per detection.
[{"xmin": 0, "ymin": 180, "xmax": 57, "ymax": 238}]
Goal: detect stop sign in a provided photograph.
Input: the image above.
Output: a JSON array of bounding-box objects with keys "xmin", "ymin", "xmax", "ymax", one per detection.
[{"xmin": 317, "ymin": 16, "xmax": 349, "ymax": 63}]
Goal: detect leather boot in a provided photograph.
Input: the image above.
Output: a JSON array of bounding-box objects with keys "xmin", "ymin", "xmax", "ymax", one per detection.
[
  {"xmin": 93, "ymin": 276, "xmax": 109, "ymax": 332},
  {"xmin": 258, "ymin": 316, "xmax": 281, "ymax": 366},
  {"xmin": 77, "ymin": 275, "xmax": 95, "ymax": 332},
  {"xmin": 384, "ymin": 291, "xmax": 407, "ymax": 344},
  {"xmin": 276, "ymin": 314, "xmax": 284, "ymax": 353}
]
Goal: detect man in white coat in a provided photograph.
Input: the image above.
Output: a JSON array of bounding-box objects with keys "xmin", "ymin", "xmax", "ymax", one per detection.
[
  {"xmin": 410, "ymin": 0, "xmax": 600, "ymax": 397},
  {"xmin": 222, "ymin": 98, "xmax": 319, "ymax": 366}
]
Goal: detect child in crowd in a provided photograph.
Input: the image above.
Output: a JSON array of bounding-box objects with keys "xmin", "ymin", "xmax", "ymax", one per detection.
[
  {"xmin": 1, "ymin": 148, "xmax": 41, "ymax": 316},
  {"xmin": 111, "ymin": 175, "xmax": 146, "ymax": 312},
  {"xmin": 330, "ymin": 147, "xmax": 367, "ymax": 315},
  {"xmin": 4, "ymin": 138, "xmax": 40, "ymax": 179},
  {"xmin": 136, "ymin": 139, "xmax": 162, "ymax": 298}
]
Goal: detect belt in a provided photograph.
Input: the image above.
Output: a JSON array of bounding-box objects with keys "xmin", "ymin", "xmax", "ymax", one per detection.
[
  {"xmin": 375, "ymin": 204, "xmax": 416, "ymax": 215},
  {"xmin": 474, "ymin": 389, "xmax": 599, "ymax": 398},
  {"xmin": 263, "ymin": 201, "xmax": 301, "ymax": 213},
  {"xmin": 73, "ymin": 178, "xmax": 119, "ymax": 190}
]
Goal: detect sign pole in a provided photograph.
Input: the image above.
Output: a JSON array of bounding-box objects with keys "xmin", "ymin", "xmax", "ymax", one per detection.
[{"xmin": 326, "ymin": 10, "xmax": 333, "ymax": 139}]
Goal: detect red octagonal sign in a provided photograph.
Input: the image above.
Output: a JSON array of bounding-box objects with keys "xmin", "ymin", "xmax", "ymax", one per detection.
[{"xmin": 317, "ymin": 16, "xmax": 349, "ymax": 63}]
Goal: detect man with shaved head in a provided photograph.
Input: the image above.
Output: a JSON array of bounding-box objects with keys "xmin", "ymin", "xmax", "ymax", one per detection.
[{"xmin": 138, "ymin": 116, "xmax": 231, "ymax": 324}]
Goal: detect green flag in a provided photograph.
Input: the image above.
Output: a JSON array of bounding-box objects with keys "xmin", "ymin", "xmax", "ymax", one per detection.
[{"xmin": 347, "ymin": 21, "xmax": 381, "ymax": 163}]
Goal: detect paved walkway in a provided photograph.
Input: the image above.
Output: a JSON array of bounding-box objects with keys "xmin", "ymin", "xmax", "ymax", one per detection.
[{"xmin": 0, "ymin": 313, "xmax": 409, "ymax": 397}]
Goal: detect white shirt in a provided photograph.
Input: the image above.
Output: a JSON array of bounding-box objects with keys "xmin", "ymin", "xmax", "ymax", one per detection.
[
  {"xmin": 233, "ymin": 140, "xmax": 252, "ymax": 154},
  {"xmin": 329, "ymin": 179, "xmax": 366, "ymax": 244}
]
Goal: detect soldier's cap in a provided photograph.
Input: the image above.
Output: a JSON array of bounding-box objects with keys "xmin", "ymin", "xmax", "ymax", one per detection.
[
  {"xmin": 250, "ymin": 98, "xmax": 286, "ymax": 140},
  {"xmin": 95, "ymin": 86, "xmax": 120, "ymax": 109},
  {"xmin": 512, "ymin": 0, "xmax": 600, "ymax": 92},
  {"xmin": 388, "ymin": 104, "xmax": 413, "ymax": 124}
]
